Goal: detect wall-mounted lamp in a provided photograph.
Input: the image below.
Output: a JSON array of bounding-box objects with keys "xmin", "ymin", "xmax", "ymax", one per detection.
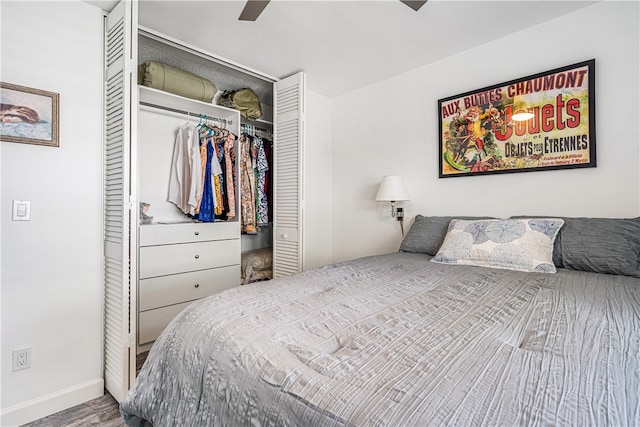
[{"xmin": 376, "ymin": 175, "xmax": 410, "ymax": 219}]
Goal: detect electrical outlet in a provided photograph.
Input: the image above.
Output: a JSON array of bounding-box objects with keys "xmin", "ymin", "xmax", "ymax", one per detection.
[{"xmin": 12, "ymin": 347, "xmax": 31, "ymax": 372}]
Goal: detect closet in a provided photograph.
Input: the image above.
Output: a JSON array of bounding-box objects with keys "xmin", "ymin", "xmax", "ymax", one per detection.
[
  {"xmin": 103, "ymin": 0, "xmax": 306, "ymax": 402},
  {"xmin": 136, "ymin": 87, "xmax": 241, "ymax": 346}
]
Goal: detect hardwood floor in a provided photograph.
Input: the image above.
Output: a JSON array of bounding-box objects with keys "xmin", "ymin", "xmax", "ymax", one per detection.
[
  {"xmin": 22, "ymin": 352, "xmax": 149, "ymax": 427},
  {"xmin": 22, "ymin": 393, "xmax": 124, "ymax": 427}
]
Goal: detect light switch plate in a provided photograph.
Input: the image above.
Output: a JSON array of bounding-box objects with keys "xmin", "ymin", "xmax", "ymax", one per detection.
[{"xmin": 12, "ymin": 200, "xmax": 31, "ymax": 221}]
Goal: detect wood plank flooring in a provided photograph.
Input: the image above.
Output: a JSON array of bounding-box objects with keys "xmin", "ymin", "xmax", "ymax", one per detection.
[
  {"xmin": 22, "ymin": 393, "xmax": 124, "ymax": 427},
  {"xmin": 22, "ymin": 352, "xmax": 149, "ymax": 427}
]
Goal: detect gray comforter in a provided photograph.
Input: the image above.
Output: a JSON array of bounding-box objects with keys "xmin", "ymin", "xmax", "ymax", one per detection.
[{"xmin": 121, "ymin": 252, "xmax": 640, "ymax": 426}]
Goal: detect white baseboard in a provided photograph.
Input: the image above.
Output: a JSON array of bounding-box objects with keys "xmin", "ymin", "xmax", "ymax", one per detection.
[{"xmin": 0, "ymin": 378, "xmax": 104, "ymax": 427}]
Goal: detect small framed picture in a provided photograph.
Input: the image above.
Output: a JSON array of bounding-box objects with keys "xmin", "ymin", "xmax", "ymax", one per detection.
[{"xmin": 1, "ymin": 82, "xmax": 59, "ymax": 147}]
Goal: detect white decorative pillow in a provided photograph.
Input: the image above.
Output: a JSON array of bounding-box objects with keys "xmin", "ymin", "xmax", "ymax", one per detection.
[{"xmin": 431, "ymin": 218, "xmax": 564, "ymax": 273}]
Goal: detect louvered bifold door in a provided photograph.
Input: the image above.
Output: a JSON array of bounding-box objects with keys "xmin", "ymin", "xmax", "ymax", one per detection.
[
  {"xmin": 273, "ymin": 73, "xmax": 305, "ymax": 277},
  {"xmin": 104, "ymin": 0, "xmax": 136, "ymax": 403}
]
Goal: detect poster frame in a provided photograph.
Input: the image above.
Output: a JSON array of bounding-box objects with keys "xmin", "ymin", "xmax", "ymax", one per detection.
[{"xmin": 438, "ymin": 59, "xmax": 596, "ymax": 178}]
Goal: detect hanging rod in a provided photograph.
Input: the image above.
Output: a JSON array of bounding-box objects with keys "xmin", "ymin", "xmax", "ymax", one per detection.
[
  {"xmin": 140, "ymin": 101, "xmax": 233, "ymax": 126},
  {"xmin": 241, "ymin": 123, "xmax": 271, "ymax": 134}
]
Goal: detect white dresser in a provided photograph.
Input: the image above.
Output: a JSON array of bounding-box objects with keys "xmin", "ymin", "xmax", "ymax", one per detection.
[{"xmin": 138, "ymin": 222, "xmax": 240, "ymax": 345}]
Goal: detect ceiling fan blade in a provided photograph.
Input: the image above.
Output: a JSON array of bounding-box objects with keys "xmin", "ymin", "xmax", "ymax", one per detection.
[
  {"xmin": 239, "ymin": 0, "xmax": 271, "ymax": 21},
  {"xmin": 400, "ymin": 0, "xmax": 428, "ymax": 12}
]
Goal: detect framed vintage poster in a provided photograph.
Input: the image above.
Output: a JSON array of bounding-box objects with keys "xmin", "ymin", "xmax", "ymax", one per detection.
[
  {"xmin": 0, "ymin": 82, "xmax": 59, "ymax": 147},
  {"xmin": 438, "ymin": 59, "xmax": 595, "ymax": 178}
]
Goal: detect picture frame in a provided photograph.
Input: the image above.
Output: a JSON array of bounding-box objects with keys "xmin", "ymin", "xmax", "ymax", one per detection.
[
  {"xmin": 0, "ymin": 82, "xmax": 59, "ymax": 147},
  {"xmin": 438, "ymin": 59, "xmax": 595, "ymax": 178}
]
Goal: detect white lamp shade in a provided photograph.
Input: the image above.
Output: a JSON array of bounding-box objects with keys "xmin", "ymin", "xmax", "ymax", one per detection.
[{"xmin": 376, "ymin": 175, "xmax": 410, "ymax": 201}]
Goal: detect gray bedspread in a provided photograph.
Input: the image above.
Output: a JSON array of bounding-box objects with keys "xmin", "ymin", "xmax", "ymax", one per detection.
[{"xmin": 121, "ymin": 252, "xmax": 640, "ymax": 426}]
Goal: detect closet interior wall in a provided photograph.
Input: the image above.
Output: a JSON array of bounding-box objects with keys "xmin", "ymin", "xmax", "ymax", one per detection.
[{"xmin": 138, "ymin": 31, "xmax": 276, "ymax": 252}]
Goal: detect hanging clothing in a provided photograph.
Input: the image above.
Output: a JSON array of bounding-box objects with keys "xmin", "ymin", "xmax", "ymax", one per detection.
[
  {"xmin": 168, "ymin": 119, "xmax": 237, "ymax": 223},
  {"xmin": 197, "ymin": 140, "xmax": 215, "ymax": 222},
  {"xmin": 238, "ymin": 124, "xmax": 272, "ymax": 233},
  {"xmin": 195, "ymin": 139, "xmax": 208, "ymax": 214},
  {"xmin": 224, "ymin": 133, "xmax": 237, "ymax": 220},
  {"xmin": 240, "ymin": 134, "xmax": 257, "ymax": 234},
  {"xmin": 254, "ymin": 137, "xmax": 269, "ymax": 226},
  {"xmin": 263, "ymin": 138, "xmax": 273, "ymax": 223},
  {"xmin": 168, "ymin": 123, "xmax": 202, "ymax": 215},
  {"xmin": 198, "ymin": 132, "xmax": 227, "ymax": 222},
  {"xmin": 214, "ymin": 136, "xmax": 227, "ymax": 219},
  {"xmin": 207, "ymin": 136, "xmax": 224, "ymax": 217}
]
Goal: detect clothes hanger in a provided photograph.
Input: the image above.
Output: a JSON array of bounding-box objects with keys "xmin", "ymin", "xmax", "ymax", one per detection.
[
  {"xmin": 209, "ymin": 118, "xmax": 221, "ymax": 137},
  {"xmin": 198, "ymin": 115, "xmax": 212, "ymax": 137}
]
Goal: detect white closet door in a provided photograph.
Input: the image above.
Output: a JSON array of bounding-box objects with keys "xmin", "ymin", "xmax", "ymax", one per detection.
[
  {"xmin": 104, "ymin": 0, "xmax": 137, "ymax": 402},
  {"xmin": 273, "ymin": 72, "xmax": 305, "ymax": 277}
]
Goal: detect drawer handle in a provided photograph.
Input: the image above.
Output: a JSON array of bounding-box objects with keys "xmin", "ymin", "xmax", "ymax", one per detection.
[
  {"xmin": 195, "ymin": 254, "xmax": 200, "ymax": 259},
  {"xmin": 282, "ymin": 233, "xmax": 288, "ymax": 240},
  {"xmin": 194, "ymin": 231, "xmax": 200, "ymax": 236},
  {"xmin": 194, "ymin": 283, "xmax": 200, "ymax": 288}
]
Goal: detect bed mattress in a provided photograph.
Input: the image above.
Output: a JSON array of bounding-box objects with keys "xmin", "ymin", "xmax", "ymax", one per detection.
[{"xmin": 121, "ymin": 252, "xmax": 640, "ymax": 426}]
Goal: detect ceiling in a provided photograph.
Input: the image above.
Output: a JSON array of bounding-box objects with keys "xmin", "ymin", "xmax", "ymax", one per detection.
[{"xmin": 86, "ymin": 0, "xmax": 598, "ymax": 98}]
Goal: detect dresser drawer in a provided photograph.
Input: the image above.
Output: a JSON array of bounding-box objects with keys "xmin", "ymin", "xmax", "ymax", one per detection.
[
  {"xmin": 139, "ymin": 265, "xmax": 240, "ymax": 311},
  {"xmin": 138, "ymin": 301, "xmax": 192, "ymax": 345},
  {"xmin": 139, "ymin": 239, "xmax": 240, "ymax": 278},
  {"xmin": 139, "ymin": 221, "xmax": 239, "ymax": 246}
]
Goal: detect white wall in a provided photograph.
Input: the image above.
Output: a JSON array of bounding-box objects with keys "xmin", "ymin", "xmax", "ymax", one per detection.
[
  {"xmin": 0, "ymin": 0, "xmax": 636, "ymax": 423},
  {"xmin": 331, "ymin": 1, "xmax": 640, "ymax": 262},
  {"xmin": 0, "ymin": 2, "xmax": 104, "ymax": 425},
  {"xmin": 304, "ymin": 90, "xmax": 333, "ymax": 270}
]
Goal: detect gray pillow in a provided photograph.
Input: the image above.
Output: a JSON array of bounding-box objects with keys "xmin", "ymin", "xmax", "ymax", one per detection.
[
  {"xmin": 399, "ymin": 215, "xmax": 493, "ymax": 256},
  {"xmin": 512, "ymin": 216, "xmax": 640, "ymax": 278}
]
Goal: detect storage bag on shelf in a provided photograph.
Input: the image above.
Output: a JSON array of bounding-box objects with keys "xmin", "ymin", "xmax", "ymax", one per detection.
[
  {"xmin": 218, "ymin": 88, "xmax": 262, "ymax": 121},
  {"xmin": 138, "ymin": 61, "xmax": 217, "ymax": 103}
]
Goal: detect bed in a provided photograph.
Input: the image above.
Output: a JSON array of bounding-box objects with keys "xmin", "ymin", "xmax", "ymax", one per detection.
[{"xmin": 120, "ymin": 216, "xmax": 640, "ymax": 426}]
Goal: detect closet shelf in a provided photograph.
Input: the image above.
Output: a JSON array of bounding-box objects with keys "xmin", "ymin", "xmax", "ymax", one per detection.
[{"xmin": 138, "ymin": 85, "xmax": 238, "ymax": 122}]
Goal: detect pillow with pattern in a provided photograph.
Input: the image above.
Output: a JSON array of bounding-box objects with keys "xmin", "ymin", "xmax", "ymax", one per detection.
[
  {"xmin": 431, "ymin": 218, "xmax": 564, "ymax": 273},
  {"xmin": 511, "ymin": 215, "xmax": 640, "ymax": 277},
  {"xmin": 399, "ymin": 215, "xmax": 494, "ymax": 256}
]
